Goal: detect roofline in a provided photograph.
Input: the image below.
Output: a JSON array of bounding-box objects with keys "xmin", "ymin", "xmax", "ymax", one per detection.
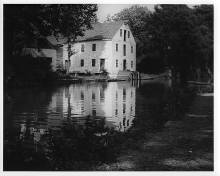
[
  {"xmin": 73, "ymin": 21, "xmax": 125, "ymax": 43},
  {"xmin": 58, "ymin": 38, "xmax": 112, "ymax": 46},
  {"xmin": 111, "ymin": 22, "xmax": 136, "ymax": 44},
  {"xmin": 75, "ymin": 38, "xmax": 112, "ymax": 43}
]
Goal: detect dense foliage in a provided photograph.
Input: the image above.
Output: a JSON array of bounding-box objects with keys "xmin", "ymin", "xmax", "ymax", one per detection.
[
  {"xmin": 4, "ymin": 4, "xmax": 213, "ymax": 85},
  {"xmin": 4, "ymin": 4, "xmax": 98, "ymax": 86},
  {"xmin": 111, "ymin": 5, "xmax": 213, "ymax": 82}
]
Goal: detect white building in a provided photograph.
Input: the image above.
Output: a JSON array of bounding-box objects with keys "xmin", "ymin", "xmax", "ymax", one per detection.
[
  {"xmin": 22, "ymin": 21, "xmax": 136, "ymax": 78},
  {"xmin": 54, "ymin": 21, "xmax": 136, "ymax": 78}
]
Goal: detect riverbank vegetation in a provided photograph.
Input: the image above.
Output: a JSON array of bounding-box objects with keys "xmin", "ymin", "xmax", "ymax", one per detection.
[
  {"xmin": 4, "ymin": 4, "xmax": 213, "ymax": 87},
  {"xmin": 108, "ymin": 5, "xmax": 213, "ymax": 83},
  {"xmin": 4, "ymin": 81, "xmax": 213, "ymax": 170},
  {"xmin": 4, "ymin": 4, "xmax": 98, "ymax": 88}
]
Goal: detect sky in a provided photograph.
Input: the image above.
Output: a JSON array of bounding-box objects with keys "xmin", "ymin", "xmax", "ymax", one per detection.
[{"xmin": 96, "ymin": 4, "xmax": 155, "ymax": 22}]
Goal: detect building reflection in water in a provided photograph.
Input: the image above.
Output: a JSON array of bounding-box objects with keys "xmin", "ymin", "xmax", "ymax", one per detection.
[{"xmin": 48, "ymin": 82, "xmax": 136, "ymax": 132}]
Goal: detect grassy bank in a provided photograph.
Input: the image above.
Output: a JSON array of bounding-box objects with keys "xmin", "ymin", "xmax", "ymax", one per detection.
[{"xmin": 95, "ymin": 91, "xmax": 213, "ymax": 171}]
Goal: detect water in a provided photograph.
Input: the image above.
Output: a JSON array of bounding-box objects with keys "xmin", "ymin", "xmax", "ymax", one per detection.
[{"xmin": 4, "ymin": 79, "xmax": 186, "ymax": 170}]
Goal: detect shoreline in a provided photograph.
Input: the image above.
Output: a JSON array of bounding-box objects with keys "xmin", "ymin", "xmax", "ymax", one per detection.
[{"xmin": 95, "ymin": 93, "xmax": 213, "ymax": 171}]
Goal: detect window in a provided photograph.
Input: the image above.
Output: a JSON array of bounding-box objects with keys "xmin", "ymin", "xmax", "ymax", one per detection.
[
  {"xmin": 120, "ymin": 29, "xmax": 122, "ymax": 37},
  {"xmin": 116, "ymin": 60, "xmax": 118, "ymax": 67},
  {"xmin": 116, "ymin": 43, "xmax": 118, "ymax": 51},
  {"xmin": 81, "ymin": 44, "xmax": 85, "ymax": 52},
  {"xmin": 80, "ymin": 59, "xmax": 84, "ymax": 67},
  {"xmin": 128, "ymin": 31, "xmax": 130, "ymax": 38},
  {"xmin": 123, "ymin": 88, "xmax": 126, "ymax": 95},
  {"xmin": 100, "ymin": 89, "xmax": 104, "ymax": 102},
  {"xmin": 131, "ymin": 46, "xmax": 133, "ymax": 53},
  {"xmin": 115, "ymin": 109, "xmax": 118, "ymax": 116},
  {"xmin": 80, "ymin": 92, "xmax": 84, "ymax": 100},
  {"xmin": 92, "ymin": 59, "xmax": 96, "ymax": 67},
  {"xmin": 123, "ymin": 104, "xmax": 126, "ymax": 114},
  {"xmin": 92, "ymin": 44, "xmax": 96, "ymax": 51},
  {"xmin": 131, "ymin": 61, "xmax": 133, "ymax": 68},
  {"xmin": 123, "ymin": 44, "xmax": 126, "ymax": 56},
  {"xmin": 92, "ymin": 92, "xmax": 95, "ymax": 101},
  {"xmin": 124, "ymin": 30, "xmax": 126, "ymax": 41},
  {"xmin": 92, "ymin": 109, "xmax": 96, "ymax": 116},
  {"xmin": 123, "ymin": 88, "xmax": 126, "ymax": 100}
]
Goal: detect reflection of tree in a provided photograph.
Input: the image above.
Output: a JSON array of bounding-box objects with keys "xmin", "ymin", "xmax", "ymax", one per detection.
[
  {"xmin": 134, "ymin": 81, "xmax": 196, "ymax": 134},
  {"xmin": 4, "ymin": 86, "xmax": 59, "ymax": 170},
  {"xmin": 5, "ymin": 82, "xmax": 137, "ymax": 170},
  {"xmin": 45, "ymin": 116, "xmax": 121, "ymax": 170},
  {"xmin": 67, "ymin": 87, "xmax": 71, "ymax": 119}
]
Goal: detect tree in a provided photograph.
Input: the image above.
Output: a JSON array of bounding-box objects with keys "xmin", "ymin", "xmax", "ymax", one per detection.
[
  {"xmin": 193, "ymin": 5, "xmax": 213, "ymax": 82},
  {"xmin": 111, "ymin": 5, "xmax": 152, "ymax": 64},
  {"xmin": 112, "ymin": 4, "xmax": 213, "ymax": 82},
  {"xmin": 112, "ymin": 5, "xmax": 151, "ymax": 39},
  {"xmin": 43, "ymin": 5, "xmax": 97, "ymax": 73},
  {"xmin": 145, "ymin": 4, "xmax": 213, "ymax": 83},
  {"xmin": 4, "ymin": 4, "xmax": 98, "ymax": 74},
  {"xmin": 147, "ymin": 5, "xmax": 196, "ymax": 81},
  {"xmin": 105, "ymin": 14, "xmax": 113, "ymax": 22}
]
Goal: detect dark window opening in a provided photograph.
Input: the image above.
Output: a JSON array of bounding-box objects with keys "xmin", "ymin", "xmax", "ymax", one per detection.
[
  {"xmin": 81, "ymin": 44, "xmax": 85, "ymax": 52},
  {"xmin": 92, "ymin": 59, "xmax": 96, "ymax": 67},
  {"xmin": 92, "ymin": 44, "xmax": 96, "ymax": 51},
  {"xmin": 123, "ymin": 44, "xmax": 126, "ymax": 56},
  {"xmin": 81, "ymin": 59, "xmax": 84, "ymax": 67},
  {"xmin": 116, "ymin": 60, "xmax": 118, "ymax": 67},
  {"xmin": 123, "ymin": 104, "xmax": 126, "ymax": 114},
  {"xmin": 123, "ymin": 59, "xmax": 126, "ymax": 70},
  {"xmin": 92, "ymin": 109, "xmax": 96, "ymax": 116},
  {"xmin": 100, "ymin": 89, "xmax": 104, "ymax": 102},
  {"xmin": 116, "ymin": 43, "xmax": 118, "ymax": 51},
  {"xmin": 120, "ymin": 29, "xmax": 122, "ymax": 37},
  {"xmin": 124, "ymin": 30, "xmax": 126, "ymax": 41},
  {"xmin": 92, "ymin": 92, "xmax": 95, "ymax": 101},
  {"xmin": 123, "ymin": 117, "xmax": 126, "ymax": 126},
  {"xmin": 123, "ymin": 88, "xmax": 126, "ymax": 100},
  {"xmin": 81, "ymin": 92, "xmax": 84, "ymax": 100}
]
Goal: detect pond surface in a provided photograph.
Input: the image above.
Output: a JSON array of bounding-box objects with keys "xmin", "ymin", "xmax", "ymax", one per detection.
[{"xmin": 4, "ymin": 79, "xmax": 195, "ymax": 170}]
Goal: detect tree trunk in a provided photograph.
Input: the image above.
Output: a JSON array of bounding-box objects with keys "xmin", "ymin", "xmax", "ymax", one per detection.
[
  {"xmin": 67, "ymin": 40, "xmax": 71, "ymax": 74},
  {"xmin": 206, "ymin": 66, "xmax": 213, "ymax": 83},
  {"xmin": 66, "ymin": 35, "xmax": 75, "ymax": 74},
  {"xmin": 196, "ymin": 68, "xmax": 201, "ymax": 82}
]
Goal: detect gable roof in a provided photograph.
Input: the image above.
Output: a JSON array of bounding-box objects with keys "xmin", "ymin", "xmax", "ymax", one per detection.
[
  {"xmin": 75, "ymin": 21, "xmax": 124, "ymax": 42},
  {"xmin": 47, "ymin": 21, "xmax": 126, "ymax": 46}
]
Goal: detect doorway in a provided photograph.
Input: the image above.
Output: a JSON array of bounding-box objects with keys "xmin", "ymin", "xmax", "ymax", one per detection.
[
  {"xmin": 100, "ymin": 59, "xmax": 105, "ymax": 72},
  {"xmin": 123, "ymin": 59, "xmax": 126, "ymax": 70}
]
